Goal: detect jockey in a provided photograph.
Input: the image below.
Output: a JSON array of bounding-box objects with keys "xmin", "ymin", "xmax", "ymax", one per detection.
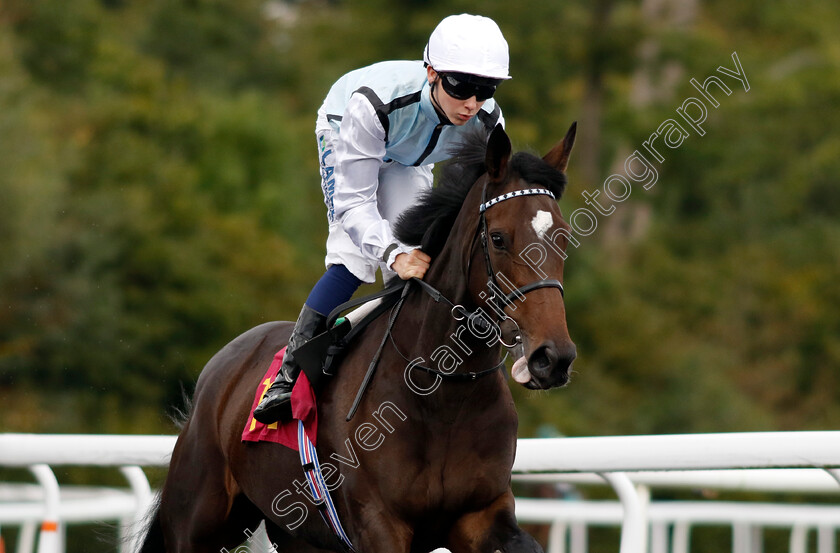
[{"xmin": 253, "ymin": 13, "xmax": 511, "ymax": 424}]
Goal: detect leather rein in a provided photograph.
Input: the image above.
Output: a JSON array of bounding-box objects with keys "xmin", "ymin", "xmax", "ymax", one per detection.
[{"xmin": 343, "ymin": 182, "xmax": 565, "ymax": 420}]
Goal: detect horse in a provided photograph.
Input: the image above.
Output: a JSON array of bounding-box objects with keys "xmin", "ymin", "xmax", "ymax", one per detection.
[{"xmin": 138, "ymin": 122, "xmax": 577, "ymax": 553}]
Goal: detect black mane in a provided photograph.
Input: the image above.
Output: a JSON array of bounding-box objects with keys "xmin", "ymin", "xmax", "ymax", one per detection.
[
  {"xmin": 393, "ymin": 130, "xmax": 487, "ymax": 254},
  {"xmin": 394, "ymin": 132, "xmax": 567, "ymax": 258}
]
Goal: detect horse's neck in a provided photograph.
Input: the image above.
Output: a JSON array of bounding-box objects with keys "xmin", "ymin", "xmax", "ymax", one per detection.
[
  {"xmin": 402, "ymin": 245, "xmax": 502, "ymax": 373},
  {"xmin": 390, "ymin": 275, "xmax": 511, "ymax": 427},
  {"xmin": 385, "ymin": 192, "xmax": 509, "ymax": 417}
]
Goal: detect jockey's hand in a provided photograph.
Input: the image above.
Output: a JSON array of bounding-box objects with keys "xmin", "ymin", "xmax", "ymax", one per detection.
[{"xmin": 392, "ymin": 249, "xmax": 431, "ymax": 280}]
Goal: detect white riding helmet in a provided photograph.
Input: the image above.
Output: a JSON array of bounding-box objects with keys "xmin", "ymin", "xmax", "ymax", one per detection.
[{"xmin": 423, "ymin": 14, "xmax": 511, "ymax": 80}]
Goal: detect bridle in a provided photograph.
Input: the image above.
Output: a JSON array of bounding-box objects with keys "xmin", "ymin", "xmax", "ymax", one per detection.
[
  {"xmin": 396, "ymin": 180, "xmax": 567, "ymax": 363},
  {"xmin": 477, "ymin": 182, "xmax": 565, "ymax": 316}
]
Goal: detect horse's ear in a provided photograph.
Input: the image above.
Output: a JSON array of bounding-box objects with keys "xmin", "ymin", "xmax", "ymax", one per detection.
[
  {"xmin": 485, "ymin": 124, "xmax": 511, "ymax": 182},
  {"xmin": 543, "ymin": 121, "xmax": 577, "ymax": 173}
]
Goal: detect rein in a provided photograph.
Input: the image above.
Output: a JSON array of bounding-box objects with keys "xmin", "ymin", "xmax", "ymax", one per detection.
[
  {"xmin": 344, "ymin": 182, "xmax": 566, "ymax": 421},
  {"xmin": 343, "ymin": 276, "xmax": 503, "ymax": 420},
  {"xmin": 388, "ymin": 278, "xmax": 510, "ymax": 380}
]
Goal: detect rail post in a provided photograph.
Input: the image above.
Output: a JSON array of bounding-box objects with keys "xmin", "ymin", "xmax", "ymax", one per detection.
[
  {"xmin": 29, "ymin": 465, "xmax": 60, "ymax": 553},
  {"xmin": 598, "ymin": 473, "xmax": 647, "ymax": 553}
]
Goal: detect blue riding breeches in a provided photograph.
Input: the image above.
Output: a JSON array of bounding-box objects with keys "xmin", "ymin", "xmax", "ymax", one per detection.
[{"xmin": 304, "ymin": 264, "xmax": 363, "ymax": 317}]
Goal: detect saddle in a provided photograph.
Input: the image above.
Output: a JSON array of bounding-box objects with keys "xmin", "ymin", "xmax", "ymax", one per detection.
[
  {"xmin": 241, "ymin": 284, "xmax": 405, "ymax": 450},
  {"xmin": 293, "ymin": 282, "xmax": 406, "ymax": 396}
]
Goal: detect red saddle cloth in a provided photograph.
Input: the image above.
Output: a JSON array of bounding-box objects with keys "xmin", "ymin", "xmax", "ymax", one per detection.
[{"xmin": 242, "ymin": 347, "xmax": 318, "ymax": 451}]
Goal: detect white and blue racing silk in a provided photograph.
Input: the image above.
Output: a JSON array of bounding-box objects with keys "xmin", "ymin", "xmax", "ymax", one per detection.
[{"xmin": 317, "ymin": 60, "xmax": 504, "ymax": 271}]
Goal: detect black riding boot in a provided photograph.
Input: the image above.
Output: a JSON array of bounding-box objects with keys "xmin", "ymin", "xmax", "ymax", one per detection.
[{"xmin": 253, "ymin": 304, "xmax": 327, "ymax": 424}]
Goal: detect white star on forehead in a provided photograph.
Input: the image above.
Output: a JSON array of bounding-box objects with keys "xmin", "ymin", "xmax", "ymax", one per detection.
[{"xmin": 531, "ymin": 210, "xmax": 554, "ymax": 238}]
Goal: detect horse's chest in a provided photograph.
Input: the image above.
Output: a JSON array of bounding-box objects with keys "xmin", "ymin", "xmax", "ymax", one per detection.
[
  {"xmin": 411, "ymin": 421, "xmax": 517, "ymax": 506},
  {"xmin": 392, "ymin": 446, "xmax": 510, "ymax": 519},
  {"xmin": 325, "ymin": 382, "xmax": 518, "ymax": 515}
]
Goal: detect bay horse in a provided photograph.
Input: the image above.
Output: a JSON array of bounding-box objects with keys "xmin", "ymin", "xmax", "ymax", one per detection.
[{"xmin": 138, "ymin": 123, "xmax": 577, "ymax": 553}]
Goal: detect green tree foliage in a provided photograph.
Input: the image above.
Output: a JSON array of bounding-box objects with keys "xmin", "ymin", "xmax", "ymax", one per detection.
[
  {"xmin": 510, "ymin": 0, "xmax": 840, "ymax": 437},
  {"xmin": 0, "ymin": 0, "xmax": 316, "ymax": 431}
]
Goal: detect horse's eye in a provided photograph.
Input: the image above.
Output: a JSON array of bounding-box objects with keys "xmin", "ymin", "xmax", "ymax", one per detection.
[{"xmin": 490, "ymin": 232, "xmax": 506, "ymax": 250}]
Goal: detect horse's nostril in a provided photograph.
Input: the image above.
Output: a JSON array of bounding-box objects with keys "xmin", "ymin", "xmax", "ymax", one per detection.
[
  {"xmin": 527, "ymin": 342, "xmax": 576, "ymax": 385},
  {"xmin": 529, "ymin": 346, "xmax": 557, "ymax": 374},
  {"xmin": 564, "ymin": 348, "xmax": 577, "ymax": 368}
]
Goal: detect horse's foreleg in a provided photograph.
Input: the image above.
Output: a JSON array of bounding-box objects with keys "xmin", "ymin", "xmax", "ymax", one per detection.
[
  {"xmin": 349, "ymin": 509, "xmax": 414, "ymax": 553},
  {"xmin": 447, "ymin": 491, "xmax": 543, "ymax": 553}
]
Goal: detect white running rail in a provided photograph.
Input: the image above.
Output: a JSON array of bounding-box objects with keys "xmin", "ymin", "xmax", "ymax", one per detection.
[{"xmin": 1, "ymin": 431, "xmax": 839, "ymax": 553}]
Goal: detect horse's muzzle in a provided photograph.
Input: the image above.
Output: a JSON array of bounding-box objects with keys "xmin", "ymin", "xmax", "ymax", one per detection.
[{"xmin": 525, "ymin": 340, "xmax": 576, "ymax": 389}]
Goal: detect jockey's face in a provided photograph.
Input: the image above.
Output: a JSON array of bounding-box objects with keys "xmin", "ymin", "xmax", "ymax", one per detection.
[{"xmin": 427, "ymin": 67, "xmax": 486, "ymax": 126}]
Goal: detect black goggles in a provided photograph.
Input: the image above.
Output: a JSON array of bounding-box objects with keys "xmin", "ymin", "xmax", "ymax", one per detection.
[{"xmin": 438, "ymin": 72, "xmax": 501, "ymax": 102}]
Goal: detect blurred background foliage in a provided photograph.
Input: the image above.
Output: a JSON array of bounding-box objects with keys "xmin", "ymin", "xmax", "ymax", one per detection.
[{"xmin": 1, "ymin": 0, "xmax": 839, "ymax": 441}]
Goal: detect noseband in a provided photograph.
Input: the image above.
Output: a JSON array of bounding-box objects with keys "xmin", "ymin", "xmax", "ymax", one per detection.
[{"xmin": 478, "ymin": 184, "xmax": 565, "ymax": 312}]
